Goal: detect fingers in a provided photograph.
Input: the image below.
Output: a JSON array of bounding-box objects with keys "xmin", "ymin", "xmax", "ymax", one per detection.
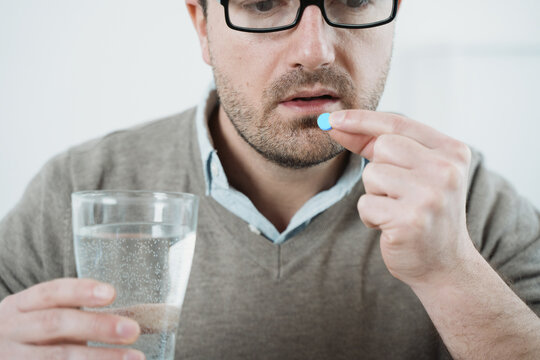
[
  {"xmin": 362, "ymin": 162, "xmax": 419, "ymax": 199},
  {"xmin": 15, "ymin": 278, "xmax": 116, "ymax": 312},
  {"xmin": 329, "ymin": 129, "xmax": 433, "ymax": 164},
  {"xmin": 328, "ymin": 110, "xmax": 450, "ymax": 150},
  {"xmin": 327, "ymin": 129, "xmax": 376, "ymax": 158},
  {"xmin": 370, "ymin": 134, "xmax": 431, "ymax": 169},
  {"xmin": 11, "ymin": 309, "xmax": 140, "ymax": 345},
  {"xmin": 18, "ymin": 344, "xmax": 145, "ymax": 360},
  {"xmin": 357, "ymin": 194, "xmax": 400, "ymax": 229},
  {"xmin": 0, "ymin": 280, "xmax": 144, "ymax": 360}
]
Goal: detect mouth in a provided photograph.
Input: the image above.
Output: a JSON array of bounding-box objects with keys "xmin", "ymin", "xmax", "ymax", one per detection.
[{"xmin": 279, "ymin": 89, "xmax": 341, "ymax": 114}]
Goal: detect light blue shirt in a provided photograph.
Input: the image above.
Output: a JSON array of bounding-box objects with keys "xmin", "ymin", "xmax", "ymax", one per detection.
[{"xmin": 196, "ymin": 82, "xmax": 365, "ymax": 244}]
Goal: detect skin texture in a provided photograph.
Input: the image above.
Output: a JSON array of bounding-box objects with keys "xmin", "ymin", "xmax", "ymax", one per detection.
[
  {"xmin": 208, "ymin": 6, "xmax": 391, "ymax": 169},
  {"xmin": 1, "ymin": 1, "xmax": 539, "ymax": 358},
  {"xmin": 184, "ymin": 0, "xmax": 474, "ymax": 286},
  {"xmin": 0, "ymin": 278, "xmax": 144, "ymax": 359},
  {"xmin": 188, "ymin": 0, "xmax": 395, "ymax": 230},
  {"xmin": 185, "ymin": 0, "xmax": 540, "ymax": 358}
]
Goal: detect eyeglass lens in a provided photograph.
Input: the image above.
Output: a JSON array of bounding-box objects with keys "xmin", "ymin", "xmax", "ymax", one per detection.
[{"xmin": 227, "ymin": 0, "xmax": 394, "ymax": 29}]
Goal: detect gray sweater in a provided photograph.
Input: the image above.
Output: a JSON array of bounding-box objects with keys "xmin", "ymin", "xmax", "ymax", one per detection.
[{"xmin": 1, "ymin": 108, "xmax": 540, "ymax": 359}]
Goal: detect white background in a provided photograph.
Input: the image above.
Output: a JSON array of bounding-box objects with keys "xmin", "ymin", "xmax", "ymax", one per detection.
[{"xmin": 1, "ymin": 0, "xmax": 540, "ymax": 219}]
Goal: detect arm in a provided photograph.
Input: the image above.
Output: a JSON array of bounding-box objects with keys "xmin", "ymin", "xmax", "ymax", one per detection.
[
  {"xmin": 412, "ymin": 249, "xmax": 540, "ymax": 360},
  {"xmin": 326, "ymin": 110, "xmax": 540, "ymax": 359},
  {"xmin": 0, "ymin": 153, "xmax": 73, "ymax": 299}
]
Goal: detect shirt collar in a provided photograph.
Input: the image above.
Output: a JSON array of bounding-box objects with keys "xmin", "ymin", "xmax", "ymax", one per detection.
[
  {"xmin": 194, "ymin": 81, "xmax": 365, "ymax": 243},
  {"xmin": 195, "ymin": 81, "xmax": 220, "ymax": 196}
]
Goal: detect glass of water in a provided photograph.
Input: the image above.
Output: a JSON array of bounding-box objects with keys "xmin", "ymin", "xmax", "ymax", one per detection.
[{"xmin": 71, "ymin": 190, "xmax": 199, "ymax": 360}]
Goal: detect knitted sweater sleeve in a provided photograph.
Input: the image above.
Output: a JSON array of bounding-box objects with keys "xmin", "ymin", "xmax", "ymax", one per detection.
[
  {"xmin": 0, "ymin": 151, "xmax": 75, "ymax": 300},
  {"xmin": 466, "ymin": 150, "xmax": 540, "ymax": 316}
]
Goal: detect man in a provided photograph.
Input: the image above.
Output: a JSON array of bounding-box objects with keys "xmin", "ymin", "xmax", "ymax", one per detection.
[{"xmin": 0, "ymin": 0, "xmax": 539, "ymax": 359}]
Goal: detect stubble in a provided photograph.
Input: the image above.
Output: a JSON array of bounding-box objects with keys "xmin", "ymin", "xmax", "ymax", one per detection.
[{"xmin": 210, "ymin": 50, "xmax": 390, "ymax": 169}]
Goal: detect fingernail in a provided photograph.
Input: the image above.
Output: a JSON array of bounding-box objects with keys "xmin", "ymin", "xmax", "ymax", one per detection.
[
  {"xmin": 117, "ymin": 319, "xmax": 139, "ymax": 338},
  {"xmin": 329, "ymin": 111, "xmax": 346, "ymax": 127},
  {"xmin": 124, "ymin": 350, "xmax": 144, "ymax": 360},
  {"xmin": 93, "ymin": 284, "xmax": 114, "ymax": 300},
  {"xmin": 317, "ymin": 113, "xmax": 332, "ymax": 131}
]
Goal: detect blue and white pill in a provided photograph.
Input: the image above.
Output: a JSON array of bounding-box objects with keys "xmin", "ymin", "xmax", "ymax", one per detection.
[{"xmin": 317, "ymin": 113, "xmax": 332, "ymax": 131}]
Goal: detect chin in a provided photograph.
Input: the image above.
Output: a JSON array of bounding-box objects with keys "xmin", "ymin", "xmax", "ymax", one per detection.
[{"xmin": 257, "ymin": 136, "xmax": 346, "ymax": 169}]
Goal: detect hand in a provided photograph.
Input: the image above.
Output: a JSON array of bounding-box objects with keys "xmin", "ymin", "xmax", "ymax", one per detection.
[
  {"xmin": 328, "ymin": 110, "xmax": 478, "ymax": 288},
  {"xmin": 0, "ymin": 278, "xmax": 144, "ymax": 360}
]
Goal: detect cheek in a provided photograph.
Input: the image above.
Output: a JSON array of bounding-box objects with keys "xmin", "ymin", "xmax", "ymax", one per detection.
[
  {"xmin": 216, "ymin": 35, "xmax": 280, "ymax": 95},
  {"xmin": 340, "ymin": 27, "xmax": 393, "ymax": 86}
]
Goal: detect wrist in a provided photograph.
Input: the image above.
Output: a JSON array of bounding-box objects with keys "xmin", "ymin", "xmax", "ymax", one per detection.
[
  {"xmin": 409, "ymin": 241, "xmax": 486, "ymax": 299},
  {"xmin": 405, "ymin": 241, "xmax": 540, "ymax": 360}
]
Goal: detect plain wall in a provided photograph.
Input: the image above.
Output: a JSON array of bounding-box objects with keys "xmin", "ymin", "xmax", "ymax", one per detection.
[{"xmin": 1, "ymin": 0, "xmax": 540, "ymax": 219}]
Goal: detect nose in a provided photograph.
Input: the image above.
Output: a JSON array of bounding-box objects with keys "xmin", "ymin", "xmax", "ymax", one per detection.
[{"xmin": 286, "ymin": 5, "xmax": 336, "ymax": 71}]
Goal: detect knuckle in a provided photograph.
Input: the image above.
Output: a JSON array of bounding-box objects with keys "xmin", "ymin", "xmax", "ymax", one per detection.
[
  {"xmin": 382, "ymin": 232, "xmax": 402, "ymax": 248},
  {"xmin": 406, "ymin": 208, "xmax": 428, "ymax": 232},
  {"xmin": 444, "ymin": 139, "xmax": 471, "ymax": 164},
  {"xmin": 439, "ymin": 161, "xmax": 462, "ymax": 190},
  {"xmin": 455, "ymin": 142, "xmax": 471, "ymax": 164},
  {"xmin": 389, "ymin": 114, "xmax": 407, "ymax": 134},
  {"xmin": 357, "ymin": 195, "xmax": 368, "ymax": 213},
  {"xmin": 359, "ymin": 213, "xmax": 376, "ymax": 229},
  {"xmin": 357, "ymin": 196, "xmax": 377, "ymax": 229},
  {"xmin": 41, "ymin": 280, "xmax": 62, "ymax": 305},
  {"xmin": 376, "ymin": 133, "xmax": 392, "ymax": 146},
  {"xmin": 75, "ymin": 284, "xmax": 93, "ymax": 305},
  {"xmin": 88, "ymin": 313, "xmax": 110, "ymax": 337},
  {"xmin": 363, "ymin": 161, "xmax": 375, "ymax": 174},
  {"xmin": 40, "ymin": 310, "xmax": 63, "ymax": 334},
  {"xmin": 362, "ymin": 162, "xmax": 376, "ymax": 183},
  {"xmin": 420, "ymin": 188, "xmax": 445, "ymax": 211},
  {"xmin": 372, "ymin": 135, "xmax": 390, "ymax": 155}
]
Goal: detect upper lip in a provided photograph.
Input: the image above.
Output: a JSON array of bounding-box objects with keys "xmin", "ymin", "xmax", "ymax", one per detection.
[{"xmin": 281, "ymin": 88, "xmax": 340, "ymax": 102}]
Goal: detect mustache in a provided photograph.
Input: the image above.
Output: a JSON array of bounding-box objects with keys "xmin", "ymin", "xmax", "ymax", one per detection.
[{"xmin": 263, "ymin": 66, "xmax": 357, "ymax": 112}]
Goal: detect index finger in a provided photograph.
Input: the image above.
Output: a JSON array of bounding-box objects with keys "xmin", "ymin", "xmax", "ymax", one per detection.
[
  {"xmin": 14, "ymin": 278, "xmax": 116, "ymax": 312},
  {"xmin": 329, "ymin": 110, "xmax": 450, "ymax": 149}
]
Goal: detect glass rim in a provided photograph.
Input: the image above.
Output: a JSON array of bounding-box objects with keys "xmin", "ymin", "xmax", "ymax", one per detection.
[{"xmin": 71, "ymin": 190, "xmax": 199, "ymax": 203}]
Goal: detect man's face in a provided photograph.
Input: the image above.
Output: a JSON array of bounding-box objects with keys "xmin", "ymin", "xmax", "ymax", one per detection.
[{"xmin": 201, "ymin": 1, "xmax": 395, "ymax": 168}]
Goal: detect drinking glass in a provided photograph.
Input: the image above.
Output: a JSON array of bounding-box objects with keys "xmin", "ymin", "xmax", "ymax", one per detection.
[{"xmin": 72, "ymin": 190, "xmax": 199, "ymax": 360}]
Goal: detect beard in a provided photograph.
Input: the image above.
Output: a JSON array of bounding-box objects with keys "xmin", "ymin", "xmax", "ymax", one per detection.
[{"xmin": 211, "ymin": 60, "xmax": 390, "ymax": 169}]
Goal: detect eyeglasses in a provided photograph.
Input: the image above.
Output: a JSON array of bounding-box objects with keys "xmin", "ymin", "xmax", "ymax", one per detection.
[{"xmin": 218, "ymin": 0, "xmax": 398, "ymax": 33}]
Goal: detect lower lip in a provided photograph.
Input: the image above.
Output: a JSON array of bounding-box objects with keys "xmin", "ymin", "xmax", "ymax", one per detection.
[{"xmin": 279, "ymin": 98, "xmax": 340, "ymax": 114}]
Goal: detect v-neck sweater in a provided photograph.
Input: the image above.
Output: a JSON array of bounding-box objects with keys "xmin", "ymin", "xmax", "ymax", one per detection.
[{"xmin": 1, "ymin": 107, "xmax": 540, "ymax": 359}]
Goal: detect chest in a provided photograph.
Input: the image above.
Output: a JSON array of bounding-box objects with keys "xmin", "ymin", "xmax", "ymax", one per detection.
[{"xmin": 173, "ymin": 218, "xmax": 450, "ymax": 360}]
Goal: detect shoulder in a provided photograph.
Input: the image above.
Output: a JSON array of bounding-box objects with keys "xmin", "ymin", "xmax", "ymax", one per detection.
[
  {"xmin": 69, "ymin": 107, "xmax": 197, "ymax": 159},
  {"xmin": 18, "ymin": 106, "xmax": 201, "ymax": 198},
  {"xmin": 0, "ymin": 108, "xmax": 201, "ymax": 296},
  {"xmin": 466, "ymin": 146, "xmax": 526, "ymax": 216},
  {"xmin": 466, "ymin": 146, "xmax": 540, "ymax": 262}
]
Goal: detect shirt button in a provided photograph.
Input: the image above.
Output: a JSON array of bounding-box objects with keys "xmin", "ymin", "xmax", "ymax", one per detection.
[
  {"xmin": 248, "ymin": 224, "xmax": 261, "ymax": 235},
  {"xmin": 210, "ymin": 162, "xmax": 220, "ymax": 178}
]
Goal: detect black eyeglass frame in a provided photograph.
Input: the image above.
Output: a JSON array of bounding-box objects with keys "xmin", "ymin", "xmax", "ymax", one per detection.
[{"xmin": 218, "ymin": 0, "xmax": 398, "ymax": 33}]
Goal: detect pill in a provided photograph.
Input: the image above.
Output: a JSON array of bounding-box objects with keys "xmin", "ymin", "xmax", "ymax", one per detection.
[{"xmin": 317, "ymin": 113, "xmax": 332, "ymax": 131}]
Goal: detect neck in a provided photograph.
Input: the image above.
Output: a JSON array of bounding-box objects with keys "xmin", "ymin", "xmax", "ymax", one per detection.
[{"xmin": 209, "ymin": 105, "xmax": 349, "ymax": 233}]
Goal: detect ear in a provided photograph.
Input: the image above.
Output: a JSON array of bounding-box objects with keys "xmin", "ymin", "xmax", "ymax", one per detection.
[{"xmin": 186, "ymin": 0, "xmax": 211, "ymax": 65}]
